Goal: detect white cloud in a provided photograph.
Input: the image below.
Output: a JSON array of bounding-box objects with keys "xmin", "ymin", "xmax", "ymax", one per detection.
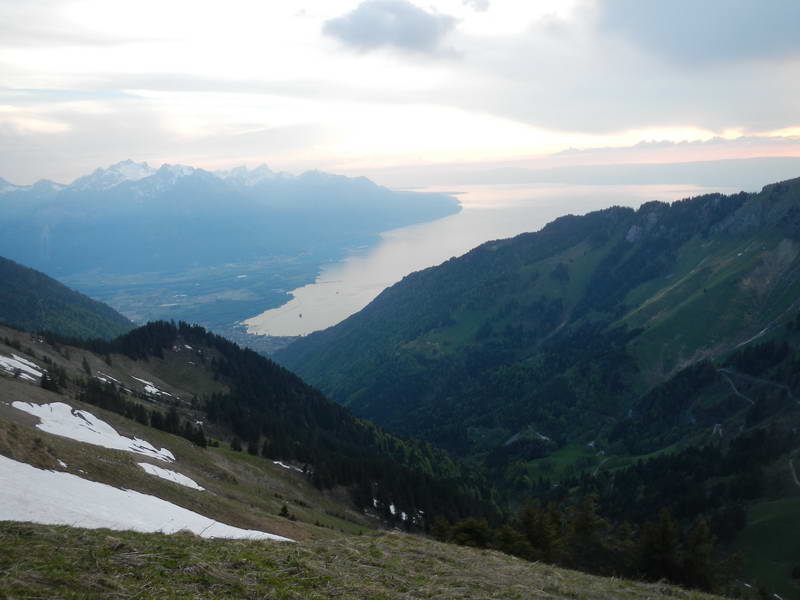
[
  {"xmin": 0, "ymin": 0, "xmax": 798, "ymax": 183},
  {"xmin": 462, "ymin": 0, "xmax": 489, "ymax": 12}
]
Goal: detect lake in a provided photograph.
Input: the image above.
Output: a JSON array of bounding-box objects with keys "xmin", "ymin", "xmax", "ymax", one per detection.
[{"xmin": 243, "ymin": 182, "xmax": 737, "ymax": 336}]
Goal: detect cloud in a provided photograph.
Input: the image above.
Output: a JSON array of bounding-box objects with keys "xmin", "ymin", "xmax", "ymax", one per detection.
[
  {"xmin": 462, "ymin": 0, "xmax": 489, "ymax": 11},
  {"xmin": 0, "ymin": 100, "xmax": 333, "ymax": 184},
  {"xmin": 0, "ymin": 1, "xmax": 154, "ymax": 48},
  {"xmin": 595, "ymin": 0, "xmax": 800, "ymax": 64},
  {"xmin": 431, "ymin": 0, "xmax": 800, "ymax": 134},
  {"xmin": 323, "ymin": 0, "xmax": 457, "ymax": 54}
]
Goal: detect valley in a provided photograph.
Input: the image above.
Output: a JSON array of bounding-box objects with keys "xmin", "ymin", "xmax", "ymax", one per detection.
[
  {"xmin": 4, "ymin": 2, "xmax": 800, "ymax": 597},
  {"xmin": 0, "ymin": 161, "xmax": 460, "ymax": 351}
]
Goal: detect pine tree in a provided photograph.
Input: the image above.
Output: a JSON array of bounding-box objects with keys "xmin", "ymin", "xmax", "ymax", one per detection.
[
  {"xmin": 165, "ymin": 406, "xmax": 180, "ymax": 434},
  {"xmin": 563, "ymin": 495, "xmax": 612, "ymax": 573},
  {"xmin": 639, "ymin": 509, "xmax": 681, "ymax": 583},
  {"xmin": 683, "ymin": 518, "xmax": 715, "ymax": 590},
  {"xmin": 193, "ymin": 426, "xmax": 207, "ymax": 448}
]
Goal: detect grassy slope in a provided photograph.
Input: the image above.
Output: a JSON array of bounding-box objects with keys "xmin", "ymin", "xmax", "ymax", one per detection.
[
  {"xmin": 734, "ymin": 497, "xmax": 800, "ymax": 599},
  {"xmin": 0, "ymin": 522, "xmax": 724, "ymax": 600},
  {"xmin": 0, "ymin": 325, "xmax": 373, "ymax": 541},
  {"xmin": 0, "ymin": 324, "xmax": 727, "ymax": 600}
]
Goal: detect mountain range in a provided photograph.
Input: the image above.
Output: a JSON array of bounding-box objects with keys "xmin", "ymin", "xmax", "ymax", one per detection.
[
  {"xmin": 0, "ymin": 160, "xmax": 459, "ymax": 276},
  {"xmin": 0, "ymin": 160, "xmax": 459, "ymax": 347},
  {"xmin": 3, "ymin": 175, "xmax": 800, "ymax": 596}
]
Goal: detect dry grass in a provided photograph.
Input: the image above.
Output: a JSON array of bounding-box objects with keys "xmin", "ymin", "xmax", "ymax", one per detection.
[{"xmin": 0, "ymin": 522, "xmax": 723, "ymax": 600}]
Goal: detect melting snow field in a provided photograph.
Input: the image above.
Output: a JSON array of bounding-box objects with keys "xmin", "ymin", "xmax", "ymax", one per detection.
[
  {"xmin": 0, "ymin": 455, "xmax": 292, "ymax": 541},
  {"xmin": 0, "ymin": 354, "xmax": 42, "ymax": 381},
  {"xmin": 11, "ymin": 401, "xmax": 176, "ymax": 462},
  {"xmin": 138, "ymin": 462, "xmax": 204, "ymax": 491}
]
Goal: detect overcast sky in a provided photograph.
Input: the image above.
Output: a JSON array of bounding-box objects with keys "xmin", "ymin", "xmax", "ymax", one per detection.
[{"xmin": 2, "ymin": 0, "xmax": 799, "ymax": 184}]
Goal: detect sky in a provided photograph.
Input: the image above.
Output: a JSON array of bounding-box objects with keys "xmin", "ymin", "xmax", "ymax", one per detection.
[{"xmin": 2, "ymin": 0, "xmax": 799, "ymax": 185}]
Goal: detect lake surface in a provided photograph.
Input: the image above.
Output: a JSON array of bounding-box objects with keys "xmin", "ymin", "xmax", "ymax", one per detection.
[{"xmin": 243, "ymin": 182, "xmax": 737, "ymax": 336}]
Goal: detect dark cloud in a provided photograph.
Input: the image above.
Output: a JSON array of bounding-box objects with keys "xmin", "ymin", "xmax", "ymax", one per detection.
[
  {"xmin": 323, "ymin": 0, "xmax": 457, "ymax": 54},
  {"xmin": 596, "ymin": 0, "xmax": 800, "ymax": 64}
]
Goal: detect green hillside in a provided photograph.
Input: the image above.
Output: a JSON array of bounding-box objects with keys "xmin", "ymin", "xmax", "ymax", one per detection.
[
  {"xmin": 1, "ymin": 522, "xmax": 727, "ymax": 600},
  {"xmin": 0, "ymin": 322, "xmax": 729, "ymax": 600},
  {"xmin": 277, "ymin": 178, "xmax": 800, "ymax": 458},
  {"xmin": 1, "ymin": 320, "xmax": 497, "ymax": 527},
  {"xmin": 0, "ymin": 256, "xmax": 133, "ymax": 339},
  {"xmin": 276, "ymin": 177, "xmax": 800, "ymax": 595}
]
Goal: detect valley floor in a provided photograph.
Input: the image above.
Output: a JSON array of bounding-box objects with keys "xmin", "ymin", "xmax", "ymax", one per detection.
[{"xmin": 0, "ymin": 522, "xmax": 723, "ymax": 600}]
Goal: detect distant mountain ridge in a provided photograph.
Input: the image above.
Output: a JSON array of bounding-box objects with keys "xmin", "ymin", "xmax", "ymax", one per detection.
[
  {"xmin": 2, "ymin": 159, "xmax": 303, "ymax": 194},
  {"xmin": 0, "ymin": 159, "xmax": 460, "ymax": 277},
  {"xmin": 0, "ymin": 160, "xmax": 459, "ymax": 342},
  {"xmin": 0, "ymin": 255, "xmax": 133, "ymax": 339}
]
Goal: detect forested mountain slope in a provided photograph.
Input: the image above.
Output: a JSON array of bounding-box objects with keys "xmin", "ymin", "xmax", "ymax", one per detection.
[
  {"xmin": 277, "ymin": 177, "xmax": 800, "ymax": 458},
  {"xmin": 0, "ymin": 256, "xmax": 133, "ymax": 339},
  {"xmin": 0, "ymin": 320, "xmax": 497, "ymax": 526},
  {"xmin": 276, "ymin": 176, "xmax": 800, "ymax": 596},
  {"xmin": 0, "ymin": 316, "xmax": 730, "ymax": 598}
]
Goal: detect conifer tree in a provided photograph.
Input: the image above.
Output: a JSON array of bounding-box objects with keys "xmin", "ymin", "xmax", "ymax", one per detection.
[
  {"xmin": 683, "ymin": 518, "xmax": 715, "ymax": 590},
  {"xmin": 639, "ymin": 509, "xmax": 681, "ymax": 583}
]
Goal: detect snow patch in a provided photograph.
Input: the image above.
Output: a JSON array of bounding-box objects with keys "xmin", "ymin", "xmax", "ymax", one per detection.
[
  {"xmin": 57, "ymin": 460, "xmax": 68, "ymax": 469},
  {"xmin": 95, "ymin": 372, "xmax": 123, "ymax": 386},
  {"xmin": 0, "ymin": 455, "xmax": 291, "ymax": 541},
  {"xmin": 131, "ymin": 376, "xmax": 172, "ymax": 397},
  {"xmin": 11, "ymin": 401, "xmax": 175, "ymax": 462},
  {"xmin": 216, "ymin": 164, "xmax": 277, "ymax": 186},
  {"xmin": 273, "ymin": 460, "xmax": 304, "ymax": 473},
  {"xmin": 0, "ymin": 354, "xmax": 43, "ymax": 381},
  {"xmin": 138, "ymin": 462, "xmax": 204, "ymax": 491},
  {"xmin": 70, "ymin": 160, "xmax": 155, "ymax": 191}
]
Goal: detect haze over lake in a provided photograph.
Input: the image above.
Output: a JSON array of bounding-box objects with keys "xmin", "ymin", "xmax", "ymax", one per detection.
[{"xmin": 243, "ymin": 182, "xmax": 739, "ymax": 337}]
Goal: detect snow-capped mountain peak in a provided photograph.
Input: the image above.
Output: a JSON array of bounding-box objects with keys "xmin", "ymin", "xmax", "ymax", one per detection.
[
  {"xmin": 70, "ymin": 159, "xmax": 156, "ymax": 191},
  {"xmin": 214, "ymin": 164, "xmax": 291, "ymax": 187},
  {"xmin": 31, "ymin": 180, "xmax": 67, "ymax": 193},
  {"xmin": 0, "ymin": 178, "xmax": 21, "ymax": 195},
  {"xmin": 152, "ymin": 163, "xmax": 199, "ymax": 186},
  {"xmin": 215, "ymin": 164, "xmax": 279, "ymax": 187}
]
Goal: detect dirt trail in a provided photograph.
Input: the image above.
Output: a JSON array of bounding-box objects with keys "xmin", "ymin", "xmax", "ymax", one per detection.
[
  {"xmin": 789, "ymin": 457, "xmax": 800, "ymax": 489},
  {"xmin": 718, "ymin": 368, "xmax": 798, "ymax": 405},
  {"xmin": 718, "ymin": 371, "xmax": 755, "ymax": 405}
]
